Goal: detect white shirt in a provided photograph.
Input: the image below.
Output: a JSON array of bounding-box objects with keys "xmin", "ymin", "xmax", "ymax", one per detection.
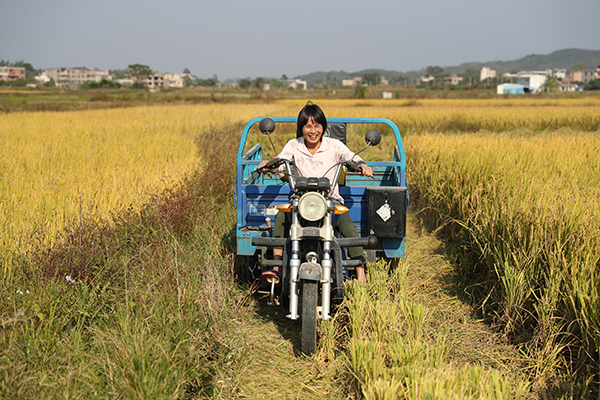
[{"xmin": 277, "ymin": 136, "xmax": 364, "ymax": 203}]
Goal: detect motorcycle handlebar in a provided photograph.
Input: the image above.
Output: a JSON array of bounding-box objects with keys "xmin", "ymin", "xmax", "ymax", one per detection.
[
  {"xmin": 251, "ymin": 157, "xmax": 289, "ymax": 177},
  {"xmin": 265, "ymin": 157, "xmax": 283, "ymax": 169},
  {"xmin": 344, "ymin": 160, "xmax": 361, "ymax": 173}
]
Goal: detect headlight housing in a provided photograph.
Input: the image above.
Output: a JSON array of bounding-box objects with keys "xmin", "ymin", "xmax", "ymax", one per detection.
[{"xmin": 298, "ymin": 192, "xmax": 327, "ymax": 221}]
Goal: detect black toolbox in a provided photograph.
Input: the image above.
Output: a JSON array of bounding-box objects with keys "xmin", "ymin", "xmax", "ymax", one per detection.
[{"xmin": 366, "ymin": 187, "xmax": 408, "ymax": 238}]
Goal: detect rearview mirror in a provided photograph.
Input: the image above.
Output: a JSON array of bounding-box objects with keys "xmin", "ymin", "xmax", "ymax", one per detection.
[
  {"xmin": 259, "ymin": 118, "xmax": 276, "ymax": 135},
  {"xmin": 365, "ymin": 129, "xmax": 381, "ymax": 146}
]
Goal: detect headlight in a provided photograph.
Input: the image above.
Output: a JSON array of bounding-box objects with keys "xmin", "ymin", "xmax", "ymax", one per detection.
[{"xmin": 298, "ymin": 192, "xmax": 327, "ymax": 221}]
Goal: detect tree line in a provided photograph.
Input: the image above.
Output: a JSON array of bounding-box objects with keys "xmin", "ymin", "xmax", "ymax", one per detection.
[{"xmin": 2, "ymin": 60, "xmax": 598, "ymax": 91}]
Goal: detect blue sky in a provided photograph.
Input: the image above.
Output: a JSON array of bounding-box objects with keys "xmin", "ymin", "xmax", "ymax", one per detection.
[{"xmin": 1, "ymin": 0, "xmax": 599, "ymax": 80}]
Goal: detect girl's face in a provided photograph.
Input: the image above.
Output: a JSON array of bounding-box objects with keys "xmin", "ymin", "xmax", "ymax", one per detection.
[{"xmin": 302, "ymin": 116, "xmax": 323, "ymax": 147}]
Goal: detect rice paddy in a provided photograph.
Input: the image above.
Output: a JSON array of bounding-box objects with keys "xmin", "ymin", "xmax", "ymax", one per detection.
[{"xmin": 1, "ymin": 95, "xmax": 599, "ymax": 397}]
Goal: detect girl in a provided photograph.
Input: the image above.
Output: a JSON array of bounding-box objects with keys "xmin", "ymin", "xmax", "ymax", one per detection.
[{"xmin": 258, "ymin": 102, "xmax": 372, "ymax": 281}]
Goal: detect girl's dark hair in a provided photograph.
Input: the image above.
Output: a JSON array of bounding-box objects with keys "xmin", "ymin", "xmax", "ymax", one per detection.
[{"xmin": 296, "ymin": 101, "xmax": 327, "ymax": 138}]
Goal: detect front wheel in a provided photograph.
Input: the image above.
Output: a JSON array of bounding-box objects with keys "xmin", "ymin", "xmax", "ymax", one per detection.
[{"xmin": 301, "ymin": 280, "xmax": 318, "ymax": 355}]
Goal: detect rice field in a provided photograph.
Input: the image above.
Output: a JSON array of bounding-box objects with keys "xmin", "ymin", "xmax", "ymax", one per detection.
[
  {"xmin": 404, "ymin": 129, "xmax": 600, "ymax": 394},
  {"xmin": 0, "ymin": 103, "xmax": 289, "ymax": 279},
  {"xmin": 1, "ymin": 96, "xmax": 600, "ymax": 396},
  {"xmin": 278, "ymin": 98, "xmax": 600, "ymax": 133},
  {"xmin": 2, "ymin": 107, "xmax": 196, "ymax": 278}
]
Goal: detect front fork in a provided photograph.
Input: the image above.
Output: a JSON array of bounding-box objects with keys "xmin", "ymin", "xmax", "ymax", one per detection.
[{"xmin": 288, "ymin": 201, "xmax": 333, "ymax": 321}]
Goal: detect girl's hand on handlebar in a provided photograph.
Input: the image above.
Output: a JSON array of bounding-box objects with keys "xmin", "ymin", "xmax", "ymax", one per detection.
[
  {"xmin": 258, "ymin": 159, "xmax": 282, "ymax": 174},
  {"xmin": 359, "ymin": 164, "xmax": 373, "ymax": 178},
  {"xmin": 257, "ymin": 160, "xmax": 269, "ymax": 173},
  {"xmin": 258, "ymin": 160, "xmax": 287, "ymax": 181},
  {"xmin": 258, "ymin": 160, "xmax": 277, "ymax": 173}
]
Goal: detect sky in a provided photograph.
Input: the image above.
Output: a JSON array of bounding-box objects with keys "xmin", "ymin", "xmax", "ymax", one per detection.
[{"xmin": 1, "ymin": 0, "xmax": 599, "ymax": 81}]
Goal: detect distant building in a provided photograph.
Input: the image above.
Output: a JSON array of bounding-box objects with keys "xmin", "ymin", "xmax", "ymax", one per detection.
[
  {"xmin": 520, "ymin": 69, "xmax": 552, "ymax": 77},
  {"xmin": 45, "ymin": 68, "xmax": 113, "ymax": 88},
  {"xmin": 553, "ymin": 68, "xmax": 567, "ymax": 80},
  {"xmin": 382, "ymin": 91, "xmax": 393, "ymax": 99},
  {"xmin": 557, "ymin": 82, "xmax": 581, "ymax": 92},
  {"xmin": 86, "ymin": 69, "xmax": 112, "ymax": 82},
  {"xmin": 163, "ymin": 73, "xmax": 184, "ymax": 88},
  {"xmin": 0, "ymin": 66, "xmax": 26, "ymax": 81},
  {"xmin": 516, "ymin": 74, "xmax": 547, "ymax": 93},
  {"xmin": 497, "ymin": 83, "xmax": 525, "ymax": 94},
  {"xmin": 69, "ymin": 69, "xmax": 112, "ymax": 87},
  {"xmin": 443, "ymin": 74, "xmax": 463, "ymax": 85},
  {"xmin": 342, "ymin": 77, "xmax": 362, "ymax": 87},
  {"xmin": 181, "ymin": 73, "xmax": 197, "ymax": 86},
  {"xmin": 283, "ymin": 78, "xmax": 307, "ymax": 90},
  {"xmin": 581, "ymin": 65, "xmax": 600, "ymax": 85},
  {"xmin": 117, "ymin": 78, "xmax": 135, "ymax": 87},
  {"xmin": 480, "ymin": 67, "xmax": 496, "ymax": 81},
  {"xmin": 34, "ymin": 72, "xmax": 50, "ymax": 84},
  {"xmin": 417, "ymin": 75, "xmax": 435, "ymax": 85},
  {"xmin": 141, "ymin": 72, "xmax": 163, "ymax": 90},
  {"xmin": 565, "ymin": 70, "xmax": 583, "ymax": 83}
]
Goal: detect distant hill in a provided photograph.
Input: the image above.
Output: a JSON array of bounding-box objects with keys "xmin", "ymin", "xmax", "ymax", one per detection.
[
  {"xmin": 444, "ymin": 48, "xmax": 600, "ymax": 75},
  {"xmin": 296, "ymin": 48, "xmax": 600, "ymax": 87}
]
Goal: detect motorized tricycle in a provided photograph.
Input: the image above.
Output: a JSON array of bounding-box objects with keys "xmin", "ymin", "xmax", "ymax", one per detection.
[{"xmin": 235, "ymin": 116, "xmax": 408, "ymax": 355}]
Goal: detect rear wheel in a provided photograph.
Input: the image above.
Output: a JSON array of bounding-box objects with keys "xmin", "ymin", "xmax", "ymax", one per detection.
[{"xmin": 301, "ymin": 280, "xmax": 318, "ymax": 355}]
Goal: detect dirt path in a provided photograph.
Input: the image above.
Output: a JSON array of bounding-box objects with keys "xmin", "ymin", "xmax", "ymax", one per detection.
[
  {"xmin": 214, "ymin": 293, "xmax": 348, "ymax": 399},
  {"xmin": 216, "ymin": 212, "xmax": 528, "ymax": 399},
  {"xmin": 400, "ymin": 213, "xmax": 527, "ymax": 374}
]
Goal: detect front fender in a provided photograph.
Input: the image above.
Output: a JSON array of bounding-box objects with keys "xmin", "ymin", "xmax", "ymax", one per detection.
[{"xmin": 298, "ymin": 262, "xmax": 321, "ymax": 282}]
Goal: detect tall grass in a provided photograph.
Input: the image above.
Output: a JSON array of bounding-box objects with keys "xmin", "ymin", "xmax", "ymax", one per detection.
[
  {"xmin": 0, "ymin": 122, "xmax": 242, "ymax": 398},
  {"xmin": 405, "ymin": 131, "xmax": 600, "ymax": 396},
  {"xmin": 336, "ymin": 261, "xmax": 531, "ymax": 399},
  {"xmin": 0, "ymin": 108, "xmax": 195, "ymax": 279},
  {"xmin": 0, "ymin": 103, "xmax": 301, "ymax": 280}
]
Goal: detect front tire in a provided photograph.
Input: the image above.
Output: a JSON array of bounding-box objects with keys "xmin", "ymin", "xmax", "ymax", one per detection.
[{"xmin": 301, "ymin": 280, "xmax": 318, "ymax": 355}]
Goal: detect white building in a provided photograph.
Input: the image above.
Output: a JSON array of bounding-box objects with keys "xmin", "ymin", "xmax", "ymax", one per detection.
[
  {"xmin": 163, "ymin": 73, "xmax": 184, "ymax": 88},
  {"xmin": 86, "ymin": 69, "xmax": 112, "ymax": 82},
  {"xmin": 44, "ymin": 68, "xmax": 113, "ymax": 88},
  {"xmin": 480, "ymin": 67, "xmax": 496, "ymax": 81},
  {"xmin": 417, "ymin": 76, "xmax": 435, "ymax": 85},
  {"xmin": 35, "ymin": 72, "xmax": 51, "ymax": 84},
  {"xmin": 516, "ymin": 74, "xmax": 547, "ymax": 93},
  {"xmin": 553, "ymin": 69, "xmax": 567, "ymax": 80},
  {"xmin": 283, "ymin": 78, "xmax": 307, "ymax": 90},
  {"xmin": 558, "ymin": 82, "xmax": 581, "ymax": 92},
  {"xmin": 342, "ymin": 77, "xmax": 362, "ymax": 87},
  {"xmin": 117, "ymin": 78, "xmax": 135, "ymax": 87}
]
